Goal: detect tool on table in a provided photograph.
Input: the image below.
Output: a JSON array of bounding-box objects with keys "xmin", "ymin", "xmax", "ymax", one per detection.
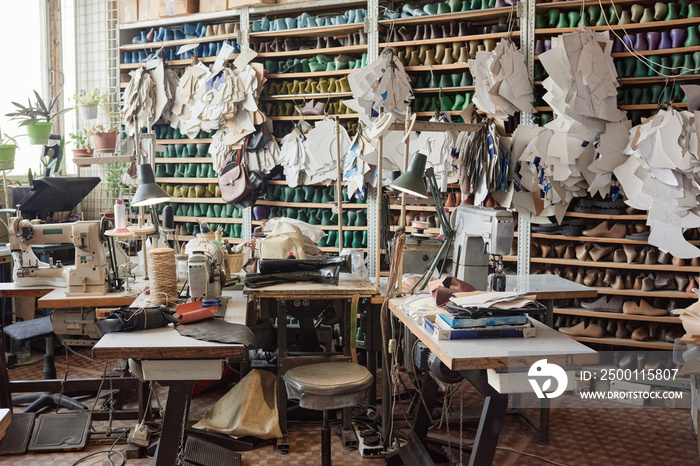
[
  {"xmin": 8, "ymin": 212, "xmax": 112, "ymax": 295},
  {"xmin": 258, "ymin": 255, "xmax": 351, "ymax": 274},
  {"xmin": 188, "ymin": 230, "xmax": 225, "ymax": 300},
  {"xmin": 245, "ymin": 255, "xmax": 350, "ymax": 288},
  {"xmin": 451, "ymin": 205, "xmax": 514, "ymax": 291}
]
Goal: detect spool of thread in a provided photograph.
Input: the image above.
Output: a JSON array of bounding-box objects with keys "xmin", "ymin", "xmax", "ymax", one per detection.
[
  {"xmin": 147, "ymin": 248, "xmax": 178, "ymax": 305},
  {"xmin": 162, "ymin": 204, "xmax": 174, "ymax": 229},
  {"xmin": 113, "ymin": 199, "xmax": 129, "ymax": 234}
]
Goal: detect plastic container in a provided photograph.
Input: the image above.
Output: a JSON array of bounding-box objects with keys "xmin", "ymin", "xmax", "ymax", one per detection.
[{"xmin": 10, "ymin": 337, "xmax": 30, "ymax": 364}]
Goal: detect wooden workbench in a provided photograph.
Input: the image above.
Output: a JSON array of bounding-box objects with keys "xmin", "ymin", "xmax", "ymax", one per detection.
[
  {"xmin": 243, "ymin": 274, "xmax": 378, "ymax": 299},
  {"xmin": 244, "ymin": 274, "xmax": 377, "ymax": 452},
  {"xmin": 92, "ymin": 290, "xmax": 248, "ymax": 466}
]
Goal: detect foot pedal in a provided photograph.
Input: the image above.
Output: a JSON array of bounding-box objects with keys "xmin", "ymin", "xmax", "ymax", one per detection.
[
  {"xmin": 353, "ymin": 423, "xmax": 383, "ymax": 458},
  {"xmin": 183, "ymin": 434, "xmax": 241, "ymax": 466},
  {"xmin": 28, "ymin": 412, "xmax": 91, "ymax": 452},
  {"xmin": 0, "ymin": 413, "xmax": 35, "ymax": 455}
]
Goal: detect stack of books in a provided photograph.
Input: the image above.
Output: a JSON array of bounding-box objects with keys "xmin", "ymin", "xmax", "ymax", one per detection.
[{"xmin": 422, "ymin": 291, "xmax": 546, "ymax": 340}]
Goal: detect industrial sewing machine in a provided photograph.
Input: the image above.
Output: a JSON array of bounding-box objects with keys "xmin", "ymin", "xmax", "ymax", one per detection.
[
  {"xmin": 8, "ymin": 214, "xmax": 112, "ymax": 295},
  {"xmin": 451, "ymin": 205, "xmax": 514, "ymax": 291},
  {"xmin": 188, "ymin": 235, "xmax": 225, "ymax": 300}
]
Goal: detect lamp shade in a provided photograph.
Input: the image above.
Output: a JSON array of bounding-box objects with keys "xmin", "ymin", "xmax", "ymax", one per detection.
[
  {"xmin": 131, "ymin": 164, "xmax": 170, "ymax": 207},
  {"xmin": 389, "ymin": 152, "xmax": 428, "ymax": 198}
]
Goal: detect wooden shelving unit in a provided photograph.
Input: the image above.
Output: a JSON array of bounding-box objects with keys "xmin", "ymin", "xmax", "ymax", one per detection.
[
  {"xmin": 534, "ymin": 205, "xmax": 689, "ymax": 349},
  {"xmin": 571, "ymin": 336, "xmax": 675, "ymax": 350},
  {"xmin": 529, "ymin": 256, "xmax": 700, "ymax": 273},
  {"xmin": 155, "ymin": 157, "xmax": 213, "ymax": 163},
  {"xmin": 555, "ymin": 307, "xmax": 681, "ymax": 324}
]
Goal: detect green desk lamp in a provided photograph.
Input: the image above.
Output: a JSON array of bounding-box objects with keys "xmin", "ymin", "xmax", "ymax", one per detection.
[{"xmin": 389, "ymin": 152, "xmax": 454, "ymax": 292}]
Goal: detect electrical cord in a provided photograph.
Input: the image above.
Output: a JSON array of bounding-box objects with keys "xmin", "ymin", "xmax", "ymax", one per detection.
[
  {"xmin": 496, "ymin": 446, "xmax": 572, "ymax": 466},
  {"xmin": 72, "ymin": 429, "xmax": 128, "ymax": 466}
]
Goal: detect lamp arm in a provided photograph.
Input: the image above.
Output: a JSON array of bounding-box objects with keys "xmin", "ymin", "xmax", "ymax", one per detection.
[
  {"xmin": 424, "ymin": 167, "xmax": 452, "ymax": 237},
  {"xmin": 414, "ymin": 167, "xmax": 455, "ymax": 292}
]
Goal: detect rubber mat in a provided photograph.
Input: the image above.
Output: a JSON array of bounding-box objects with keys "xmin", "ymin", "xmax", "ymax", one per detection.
[
  {"xmin": 0, "ymin": 412, "xmax": 35, "ymax": 455},
  {"xmin": 183, "ymin": 434, "xmax": 241, "ymax": 466},
  {"xmin": 28, "ymin": 412, "xmax": 91, "ymax": 452}
]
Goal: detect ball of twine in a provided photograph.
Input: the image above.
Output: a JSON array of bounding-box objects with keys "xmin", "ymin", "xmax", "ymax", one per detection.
[{"xmin": 147, "ymin": 248, "xmax": 178, "ymax": 306}]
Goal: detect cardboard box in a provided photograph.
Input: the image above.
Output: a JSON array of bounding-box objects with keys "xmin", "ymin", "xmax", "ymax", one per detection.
[
  {"xmin": 160, "ymin": 0, "xmax": 199, "ymax": 16},
  {"xmin": 119, "ymin": 0, "xmax": 138, "ymax": 23},
  {"xmin": 227, "ymin": 0, "xmax": 275, "ymax": 7},
  {"xmin": 139, "ymin": 0, "xmax": 160, "ymax": 20},
  {"xmin": 200, "ymin": 0, "xmax": 228, "ymax": 12}
]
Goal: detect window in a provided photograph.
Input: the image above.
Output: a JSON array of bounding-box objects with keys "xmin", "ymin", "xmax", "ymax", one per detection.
[{"xmin": 0, "ymin": 0, "xmax": 49, "ymax": 178}]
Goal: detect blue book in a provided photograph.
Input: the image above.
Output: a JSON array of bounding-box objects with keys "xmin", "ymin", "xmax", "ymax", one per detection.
[
  {"xmin": 422, "ymin": 316, "xmax": 535, "ymax": 340},
  {"xmin": 437, "ymin": 313, "xmax": 527, "ymax": 329}
]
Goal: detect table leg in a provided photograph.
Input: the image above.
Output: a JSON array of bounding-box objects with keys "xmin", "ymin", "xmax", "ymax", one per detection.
[
  {"xmin": 152, "ymin": 380, "xmax": 195, "ymax": 466},
  {"xmin": 461, "ymin": 370, "xmax": 508, "ymax": 466},
  {"xmin": 340, "ymin": 299, "xmax": 356, "ymax": 449},
  {"xmin": 538, "ymin": 398, "xmax": 550, "ymax": 444},
  {"xmin": 385, "ymin": 371, "xmax": 441, "ymax": 466},
  {"xmin": 276, "ymin": 299, "xmax": 290, "ymax": 453},
  {"xmin": 540, "ymin": 298, "xmax": 553, "ymax": 445},
  {"xmin": 544, "ymin": 299, "xmax": 554, "ymax": 328}
]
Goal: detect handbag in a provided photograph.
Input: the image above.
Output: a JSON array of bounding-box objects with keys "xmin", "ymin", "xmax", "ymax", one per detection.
[
  {"xmin": 247, "ymin": 124, "xmax": 271, "ymax": 152},
  {"xmin": 218, "ymin": 139, "xmax": 251, "ymax": 204}
]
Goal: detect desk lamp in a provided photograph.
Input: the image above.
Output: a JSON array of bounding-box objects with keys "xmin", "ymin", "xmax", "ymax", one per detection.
[
  {"xmin": 131, "ymin": 164, "xmax": 170, "ymax": 207},
  {"xmin": 131, "ymin": 164, "xmax": 170, "ymax": 280},
  {"xmin": 389, "ymin": 152, "xmax": 454, "ymax": 292}
]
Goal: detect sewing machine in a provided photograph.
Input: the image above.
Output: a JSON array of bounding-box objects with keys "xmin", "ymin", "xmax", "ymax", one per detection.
[
  {"xmin": 188, "ymin": 235, "xmax": 224, "ymax": 300},
  {"xmin": 8, "ymin": 215, "xmax": 111, "ymax": 295},
  {"xmin": 451, "ymin": 205, "xmax": 514, "ymax": 291}
]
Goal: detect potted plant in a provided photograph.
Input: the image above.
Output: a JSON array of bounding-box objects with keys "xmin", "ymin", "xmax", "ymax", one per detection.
[
  {"xmin": 88, "ymin": 124, "xmax": 119, "ymax": 154},
  {"xmin": 0, "ymin": 133, "xmax": 18, "ymax": 171},
  {"xmin": 73, "ymin": 89, "xmax": 107, "ymax": 120},
  {"xmin": 5, "ymin": 90, "xmax": 71, "ymax": 145},
  {"xmin": 69, "ymin": 129, "xmax": 93, "ymax": 167}
]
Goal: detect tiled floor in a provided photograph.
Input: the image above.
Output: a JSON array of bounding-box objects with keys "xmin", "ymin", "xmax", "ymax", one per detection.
[{"xmin": 2, "ymin": 348, "xmax": 699, "ymax": 465}]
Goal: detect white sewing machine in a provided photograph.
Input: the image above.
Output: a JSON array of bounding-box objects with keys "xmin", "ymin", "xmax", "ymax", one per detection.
[
  {"xmin": 8, "ymin": 215, "xmax": 110, "ymax": 295},
  {"xmin": 188, "ymin": 235, "xmax": 224, "ymax": 300},
  {"xmin": 451, "ymin": 205, "xmax": 514, "ymax": 291}
]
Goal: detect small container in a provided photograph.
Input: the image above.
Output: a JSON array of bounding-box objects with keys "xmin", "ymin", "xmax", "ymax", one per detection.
[
  {"xmin": 114, "ymin": 199, "xmax": 129, "ymax": 233},
  {"xmin": 162, "ymin": 204, "xmax": 174, "ymax": 230},
  {"xmin": 175, "ymin": 254, "xmax": 189, "ymax": 283},
  {"xmin": 10, "ymin": 337, "xmax": 30, "ymax": 365}
]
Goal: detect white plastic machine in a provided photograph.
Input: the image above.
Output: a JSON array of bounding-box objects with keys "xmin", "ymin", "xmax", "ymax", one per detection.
[
  {"xmin": 451, "ymin": 205, "xmax": 514, "ymax": 291},
  {"xmin": 8, "ymin": 215, "xmax": 110, "ymax": 295},
  {"xmin": 187, "ymin": 234, "xmax": 224, "ymax": 300}
]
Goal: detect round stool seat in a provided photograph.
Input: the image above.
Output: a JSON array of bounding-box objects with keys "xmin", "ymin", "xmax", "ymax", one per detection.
[{"xmin": 283, "ymin": 362, "xmax": 373, "ymax": 411}]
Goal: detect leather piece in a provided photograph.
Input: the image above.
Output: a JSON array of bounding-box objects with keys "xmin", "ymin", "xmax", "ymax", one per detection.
[
  {"xmin": 428, "ymin": 276, "xmax": 477, "ymax": 306},
  {"xmin": 176, "ymin": 319, "xmax": 256, "ymax": 347}
]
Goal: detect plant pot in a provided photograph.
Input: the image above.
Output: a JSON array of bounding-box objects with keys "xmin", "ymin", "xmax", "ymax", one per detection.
[
  {"xmin": 27, "ymin": 121, "xmax": 53, "ymax": 145},
  {"xmin": 0, "ymin": 144, "xmax": 16, "ymax": 170},
  {"xmin": 92, "ymin": 132, "xmax": 117, "ymax": 153},
  {"xmin": 73, "ymin": 148, "xmax": 94, "ymax": 167},
  {"xmin": 78, "ymin": 103, "xmax": 98, "ymax": 120}
]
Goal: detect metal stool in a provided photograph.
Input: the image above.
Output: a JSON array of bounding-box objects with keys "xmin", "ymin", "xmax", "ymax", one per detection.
[
  {"xmin": 283, "ymin": 362, "xmax": 373, "ymax": 466},
  {"xmin": 4, "ymin": 317, "xmax": 86, "ymax": 412}
]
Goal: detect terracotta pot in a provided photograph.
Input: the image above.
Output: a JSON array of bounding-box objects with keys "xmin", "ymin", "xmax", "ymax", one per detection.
[
  {"xmin": 73, "ymin": 148, "xmax": 94, "ymax": 167},
  {"xmin": 92, "ymin": 132, "xmax": 117, "ymax": 153}
]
